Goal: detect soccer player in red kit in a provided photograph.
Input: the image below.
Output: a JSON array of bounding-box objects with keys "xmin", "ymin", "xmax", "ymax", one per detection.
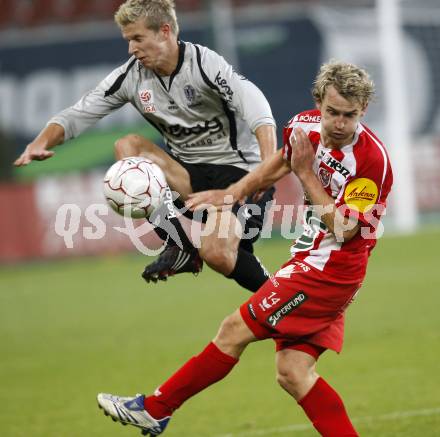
[{"xmin": 97, "ymin": 61, "xmax": 393, "ymax": 436}]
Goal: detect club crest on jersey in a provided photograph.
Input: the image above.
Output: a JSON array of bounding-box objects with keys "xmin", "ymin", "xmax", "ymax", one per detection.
[
  {"xmin": 139, "ymin": 89, "xmax": 156, "ymax": 113},
  {"xmin": 184, "ymin": 85, "xmax": 196, "ymax": 103},
  {"xmin": 318, "ymin": 167, "xmax": 332, "ymax": 188},
  {"xmin": 184, "ymin": 85, "xmax": 202, "ymax": 108}
]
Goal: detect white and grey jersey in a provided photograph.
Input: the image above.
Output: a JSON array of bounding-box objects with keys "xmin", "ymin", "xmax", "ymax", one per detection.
[{"xmin": 49, "ymin": 41, "xmax": 275, "ymax": 171}]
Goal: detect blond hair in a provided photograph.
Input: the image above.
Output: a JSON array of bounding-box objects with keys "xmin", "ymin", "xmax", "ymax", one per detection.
[
  {"xmin": 312, "ymin": 61, "xmax": 375, "ymax": 108},
  {"xmin": 115, "ymin": 0, "xmax": 179, "ymax": 35}
]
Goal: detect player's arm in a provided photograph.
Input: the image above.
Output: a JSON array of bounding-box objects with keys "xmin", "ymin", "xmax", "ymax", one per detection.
[
  {"xmin": 228, "ymin": 148, "xmax": 290, "ymax": 199},
  {"xmin": 292, "ymin": 128, "xmax": 360, "ymax": 241},
  {"xmin": 14, "ymin": 123, "xmax": 65, "ymax": 166},
  {"xmin": 14, "ymin": 59, "xmax": 134, "ymax": 167},
  {"xmin": 255, "ymin": 124, "xmax": 277, "ymax": 161},
  {"xmin": 186, "ymin": 148, "xmax": 290, "ymax": 210}
]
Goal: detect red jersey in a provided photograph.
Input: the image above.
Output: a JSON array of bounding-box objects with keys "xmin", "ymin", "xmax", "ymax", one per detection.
[{"xmin": 282, "ymin": 109, "xmax": 393, "ymax": 284}]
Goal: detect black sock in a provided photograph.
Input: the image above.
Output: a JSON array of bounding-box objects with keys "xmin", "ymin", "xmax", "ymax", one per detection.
[
  {"xmin": 150, "ymin": 196, "xmax": 195, "ymax": 253},
  {"xmin": 239, "ymin": 238, "xmax": 254, "ymax": 254},
  {"xmin": 153, "ymin": 225, "xmax": 170, "ymax": 242},
  {"xmin": 168, "ymin": 216, "xmax": 196, "ymax": 252},
  {"xmin": 227, "ymin": 247, "xmax": 269, "ymax": 292}
]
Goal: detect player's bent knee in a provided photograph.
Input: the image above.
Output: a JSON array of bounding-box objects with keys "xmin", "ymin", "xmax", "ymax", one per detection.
[
  {"xmin": 114, "ymin": 135, "xmax": 141, "ymax": 159},
  {"xmin": 276, "ymin": 367, "xmax": 301, "ymax": 390},
  {"xmin": 276, "ymin": 369, "xmax": 307, "ymax": 399},
  {"xmin": 114, "ymin": 134, "xmax": 159, "ymax": 159},
  {"xmin": 276, "ymin": 355, "xmax": 317, "ymax": 397}
]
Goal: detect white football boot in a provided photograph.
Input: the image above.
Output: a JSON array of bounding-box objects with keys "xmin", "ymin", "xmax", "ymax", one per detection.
[{"xmin": 97, "ymin": 393, "xmax": 170, "ymax": 436}]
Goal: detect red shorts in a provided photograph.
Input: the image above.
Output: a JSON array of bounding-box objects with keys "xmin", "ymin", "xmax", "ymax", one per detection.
[{"xmin": 240, "ymin": 259, "xmax": 362, "ymax": 356}]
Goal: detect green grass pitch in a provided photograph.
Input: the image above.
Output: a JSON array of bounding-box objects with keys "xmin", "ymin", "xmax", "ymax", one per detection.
[{"xmin": 1, "ymin": 228, "xmax": 440, "ymax": 436}]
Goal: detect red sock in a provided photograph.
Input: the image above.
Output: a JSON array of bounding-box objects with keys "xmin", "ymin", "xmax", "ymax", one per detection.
[
  {"xmin": 298, "ymin": 377, "xmax": 358, "ymax": 436},
  {"xmin": 144, "ymin": 342, "xmax": 238, "ymax": 419}
]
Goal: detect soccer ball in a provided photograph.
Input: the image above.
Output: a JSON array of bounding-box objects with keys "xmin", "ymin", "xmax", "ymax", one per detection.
[{"xmin": 103, "ymin": 156, "xmax": 168, "ymax": 219}]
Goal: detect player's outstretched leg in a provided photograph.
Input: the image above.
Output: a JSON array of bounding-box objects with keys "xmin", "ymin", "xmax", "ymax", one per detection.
[
  {"xmin": 97, "ymin": 393, "xmax": 170, "ymax": 436},
  {"xmin": 97, "ymin": 310, "xmax": 256, "ymax": 434},
  {"xmin": 114, "ymin": 134, "xmax": 203, "ymax": 283}
]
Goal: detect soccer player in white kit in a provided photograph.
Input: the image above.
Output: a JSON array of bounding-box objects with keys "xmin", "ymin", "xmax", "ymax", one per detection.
[{"xmin": 14, "ymin": 0, "xmax": 277, "ymax": 293}]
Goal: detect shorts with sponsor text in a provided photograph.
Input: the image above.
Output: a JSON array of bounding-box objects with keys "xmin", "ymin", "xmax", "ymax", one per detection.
[{"xmin": 239, "ymin": 259, "xmax": 362, "ymax": 354}]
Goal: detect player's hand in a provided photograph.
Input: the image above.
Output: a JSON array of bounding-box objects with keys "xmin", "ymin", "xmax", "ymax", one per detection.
[
  {"xmin": 14, "ymin": 142, "xmax": 55, "ymax": 167},
  {"xmin": 290, "ymin": 127, "xmax": 315, "ymax": 180},
  {"xmin": 186, "ymin": 189, "xmax": 238, "ymax": 211}
]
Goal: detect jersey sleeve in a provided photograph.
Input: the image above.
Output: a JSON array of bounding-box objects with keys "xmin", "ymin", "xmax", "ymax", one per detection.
[
  {"xmin": 198, "ymin": 46, "xmax": 275, "ymax": 132},
  {"xmin": 47, "ymin": 58, "xmax": 134, "ymax": 141},
  {"xmin": 335, "ymin": 148, "xmax": 393, "ymax": 227}
]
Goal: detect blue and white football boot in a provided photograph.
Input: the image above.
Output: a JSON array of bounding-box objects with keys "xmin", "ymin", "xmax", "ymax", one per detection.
[{"xmin": 97, "ymin": 393, "xmax": 170, "ymax": 436}]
